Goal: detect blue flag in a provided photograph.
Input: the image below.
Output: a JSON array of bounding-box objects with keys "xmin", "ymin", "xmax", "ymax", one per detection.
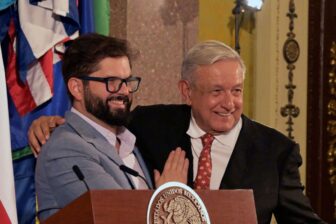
[{"xmin": 2, "ymin": 1, "xmax": 100, "ymax": 222}]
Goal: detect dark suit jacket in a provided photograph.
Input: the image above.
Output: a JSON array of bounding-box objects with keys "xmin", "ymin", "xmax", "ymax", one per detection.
[{"xmin": 129, "ymin": 104, "xmax": 325, "ymax": 224}]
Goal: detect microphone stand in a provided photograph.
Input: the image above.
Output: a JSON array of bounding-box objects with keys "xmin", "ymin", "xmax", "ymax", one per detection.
[{"xmin": 119, "ymin": 165, "xmax": 152, "ymax": 189}]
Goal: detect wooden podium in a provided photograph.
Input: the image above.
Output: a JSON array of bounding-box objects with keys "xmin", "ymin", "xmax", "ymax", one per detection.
[{"xmin": 44, "ymin": 190, "xmax": 257, "ymax": 224}]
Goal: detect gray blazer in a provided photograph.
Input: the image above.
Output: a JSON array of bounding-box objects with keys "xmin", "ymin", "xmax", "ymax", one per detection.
[{"xmin": 35, "ymin": 111, "xmax": 153, "ymax": 221}]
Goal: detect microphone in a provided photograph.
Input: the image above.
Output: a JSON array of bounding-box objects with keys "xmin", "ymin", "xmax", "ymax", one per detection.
[
  {"xmin": 119, "ymin": 165, "xmax": 152, "ymax": 189},
  {"xmin": 72, "ymin": 165, "xmax": 90, "ymax": 191}
]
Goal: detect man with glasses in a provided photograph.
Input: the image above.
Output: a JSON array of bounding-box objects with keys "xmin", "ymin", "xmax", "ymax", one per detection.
[{"xmin": 34, "ymin": 33, "xmax": 188, "ymax": 221}]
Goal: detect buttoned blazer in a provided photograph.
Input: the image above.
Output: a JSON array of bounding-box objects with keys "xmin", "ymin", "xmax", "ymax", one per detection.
[
  {"xmin": 35, "ymin": 111, "xmax": 152, "ymax": 221},
  {"xmin": 129, "ymin": 104, "xmax": 324, "ymax": 224}
]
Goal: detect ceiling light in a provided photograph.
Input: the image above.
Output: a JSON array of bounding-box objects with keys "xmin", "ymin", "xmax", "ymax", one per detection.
[{"xmin": 242, "ymin": 0, "xmax": 263, "ymax": 11}]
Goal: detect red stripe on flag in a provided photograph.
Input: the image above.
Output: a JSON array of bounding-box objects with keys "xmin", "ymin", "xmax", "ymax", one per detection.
[
  {"xmin": 0, "ymin": 201, "xmax": 11, "ymax": 224},
  {"xmin": 6, "ymin": 19, "xmax": 36, "ymax": 116},
  {"xmin": 39, "ymin": 49, "xmax": 54, "ymax": 95}
]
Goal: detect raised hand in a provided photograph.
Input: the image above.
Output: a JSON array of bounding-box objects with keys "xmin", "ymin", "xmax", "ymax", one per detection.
[{"xmin": 154, "ymin": 147, "xmax": 189, "ymax": 188}]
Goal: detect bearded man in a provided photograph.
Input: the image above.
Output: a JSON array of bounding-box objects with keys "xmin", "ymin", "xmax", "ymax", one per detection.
[{"xmin": 35, "ymin": 33, "xmax": 188, "ymax": 221}]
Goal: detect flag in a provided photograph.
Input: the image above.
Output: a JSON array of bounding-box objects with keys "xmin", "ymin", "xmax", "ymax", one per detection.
[
  {"xmin": 93, "ymin": 0, "xmax": 110, "ymax": 35},
  {"xmin": 0, "ymin": 201, "xmax": 11, "ymax": 224},
  {"xmin": 2, "ymin": 1, "xmax": 110, "ymax": 223},
  {"xmin": 8, "ymin": 55, "xmax": 71, "ymax": 224},
  {"xmin": 0, "ymin": 46, "xmax": 18, "ymax": 224},
  {"xmin": 0, "ymin": 0, "xmax": 15, "ymax": 11},
  {"xmin": 0, "ymin": 1, "xmax": 14, "ymax": 43},
  {"xmin": 3, "ymin": 1, "xmax": 78, "ymax": 223},
  {"xmin": 79, "ymin": 0, "xmax": 95, "ymax": 34},
  {"xmin": 6, "ymin": 0, "xmax": 79, "ymax": 116}
]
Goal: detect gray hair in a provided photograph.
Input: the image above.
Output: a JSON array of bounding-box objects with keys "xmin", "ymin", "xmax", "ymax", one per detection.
[{"xmin": 181, "ymin": 40, "xmax": 246, "ymax": 83}]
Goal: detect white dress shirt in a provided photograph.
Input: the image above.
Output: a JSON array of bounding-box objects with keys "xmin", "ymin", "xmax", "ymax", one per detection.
[
  {"xmin": 187, "ymin": 114, "xmax": 242, "ymax": 189},
  {"xmin": 71, "ymin": 108, "xmax": 148, "ymax": 189}
]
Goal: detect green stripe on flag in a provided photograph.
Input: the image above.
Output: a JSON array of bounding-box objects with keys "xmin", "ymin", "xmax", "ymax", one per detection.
[
  {"xmin": 94, "ymin": 0, "xmax": 110, "ymax": 35},
  {"xmin": 12, "ymin": 146, "xmax": 33, "ymax": 161}
]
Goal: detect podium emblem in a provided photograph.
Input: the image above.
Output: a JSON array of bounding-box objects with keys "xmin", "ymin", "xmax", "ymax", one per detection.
[{"xmin": 147, "ymin": 182, "xmax": 210, "ymax": 224}]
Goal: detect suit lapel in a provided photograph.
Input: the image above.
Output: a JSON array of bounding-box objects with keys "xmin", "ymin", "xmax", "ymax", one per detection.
[
  {"xmin": 220, "ymin": 115, "xmax": 255, "ymax": 189},
  {"xmin": 65, "ymin": 111, "xmax": 133, "ymax": 189},
  {"xmin": 86, "ymin": 138, "xmax": 133, "ymax": 189},
  {"xmin": 176, "ymin": 109, "xmax": 256, "ymax": 189},
  {"xmin": 176, "ymin": 107, "xmax": 194, "ymax": 186},
  {"xmin": 178, "ymin": 133, "xmax": 194, "ymax": 186},
  {"xmin": 133, "ymin": 147, "xmax": 154, "ymax": 189}
]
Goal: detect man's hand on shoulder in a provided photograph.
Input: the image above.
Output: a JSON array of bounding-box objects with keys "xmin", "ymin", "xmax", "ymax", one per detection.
[{"xmin": 28, "ymin": 115, "xmax": 65, "ymax": 157}]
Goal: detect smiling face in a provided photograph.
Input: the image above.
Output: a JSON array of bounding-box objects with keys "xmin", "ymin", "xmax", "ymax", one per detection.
[
  {"xmin": 71, "ymin": 56, "xmax": 133, "ymax": 131},
  {"xmin": 180, "ymin": 59, "xmax": 244, "ymax": 135}
]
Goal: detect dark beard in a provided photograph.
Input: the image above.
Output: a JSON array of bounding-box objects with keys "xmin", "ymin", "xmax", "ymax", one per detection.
[{"xmin": 84, "ymin": 88, "xmax": 132, "ymax": 126}]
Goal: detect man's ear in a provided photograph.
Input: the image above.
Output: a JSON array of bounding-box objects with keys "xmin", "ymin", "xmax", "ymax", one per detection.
[
  {"xmin": 68, "ymin": 77, "xmax": 84, "ymax": 101},
  {"xmin": 178, "ymin": 80, "xmax": 192, "ymax": 105}
]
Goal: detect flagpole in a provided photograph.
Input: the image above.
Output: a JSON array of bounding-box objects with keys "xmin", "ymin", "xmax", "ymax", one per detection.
[{"xmin": 0, "ymin": 47, "xmax": 18, "ymax": 224}]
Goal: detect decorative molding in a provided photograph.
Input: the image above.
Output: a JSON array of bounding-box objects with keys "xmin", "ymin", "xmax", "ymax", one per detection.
[
  {"xmin": 280, "ymin": 0, "xmax": 300, "ymax": 139},
  {"xmin": 327, "ymin": 41, "xmax": 336, "ymax": 219}
]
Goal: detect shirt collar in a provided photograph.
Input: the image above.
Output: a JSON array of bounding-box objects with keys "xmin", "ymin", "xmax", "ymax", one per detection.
[
  {"xmin": 186, "ymin": 113, "xmax": 242, "ymax": 147},
  {"xmin": 71, "ymin": 107, "xmax": 136, "ymax": 158}
]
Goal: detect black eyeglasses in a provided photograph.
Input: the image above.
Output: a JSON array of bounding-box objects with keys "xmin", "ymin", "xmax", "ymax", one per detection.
[{"xmin": 78, "ymin": 76, "xmax": 141, "ymax": 93}]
